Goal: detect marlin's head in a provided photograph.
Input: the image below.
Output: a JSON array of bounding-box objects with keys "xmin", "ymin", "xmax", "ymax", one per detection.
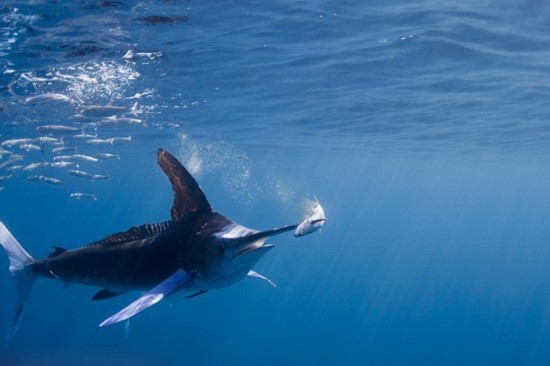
[
  {"xmin": 216, "ymin": 223, "xmax": 275, "ymax": 273},
  {"xmin": 185, "ymin": 211, "xmax": 274, "ymax": 287}
]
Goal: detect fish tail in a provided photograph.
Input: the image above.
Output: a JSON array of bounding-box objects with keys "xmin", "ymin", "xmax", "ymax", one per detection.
[
  {"xmin": 130, "ymin": 102, "xmax": 139, "ymax": 116},
  {"xmin": 0, "ymin": 222, "xmax": 37, "ymax": 341}
]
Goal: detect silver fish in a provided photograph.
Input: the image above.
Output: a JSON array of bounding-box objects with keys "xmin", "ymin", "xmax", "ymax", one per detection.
[
  {"xmin": 0, "ymin": 155, "xmax": 24, "ymax": 169},
  {"xmin": 43, "ymin": 177, "xmax": 64, "ymax": 185},
  {"xmin": 23, "ymin": 93, "xmax": 72, "ymax": 106},
  {"xmin": 53, "ymin": 155, "xmax": 73, "ymax": 161},
  {"xmin": 52, "ymin": 146, "xmax": 77, "ymax": 153},
  {"xmin": 27, "ymin": 175, "xmax": 64, "ymax": 185},
  {"xmin": 70, "ymin": 193, "xmax": 97, "ymax": 200},
  {"xmin": 33, "ymin": 137, "xmax": 61, "ymax": 145},
  {"xmin": 108, "ymin": 136, "xmax": 132, "ymax": 144},
  {"xmin": 294, "ymin": 198, "xmax": 326, "ymax": 237},
  {"xmin": 0, "ymin": 174, "xmax": 13, "ymax": 181},
  {"xmin": 71, "ymin": 114, "xmax": 113, "ymax": 122},
  {"xmin": 89, "ymin": 174, "xmax": 110, "ymax": 181},
  {"xmin": 55, "ymin": 154, "xmax": 98, "ymax": 163},
  {"xmin": 98, "ymin": 116, "xmax": 146, "ymax": 127},
  {"xmin": 6, "ymin": 165, "xmax": 24, "ymax": 172},
  {"xmin": 36, "ymin": 125, "xmax": 80, "ymax": 134},
  {"xmin": 2, "ymin": 139, "xmax": 33, "ymax": 147},
  {"xmin": 51, "ymin": 161, "xmax": 78, "ymax": 168},
  {"xmin": 71, "ymin": 154, "xmax": 99, "ymax": 162},
  {"xmin": 76, "ymin": 102, "xmax": 137, "ymax": 118},
  {"xmin": 19, "ymin": 144, "xmax": 42, "ymax": 152},
  {"xmin": 73, "ymin": 132, "xmax": 97, "ymax": 139},
  {"xmin": 67, "ymin": 170, "xmax": 93, "ymax": 178},
  {"xmin": 23, "ymin": 162, "xmax": 51, "ymax": 171},
  {"xmin": 86, "ymin": 138, "xmax": 113, "ymax": 145},
  {"xmin": 95, "ymin": 153, "xmax": 120, "ymax": 160}
]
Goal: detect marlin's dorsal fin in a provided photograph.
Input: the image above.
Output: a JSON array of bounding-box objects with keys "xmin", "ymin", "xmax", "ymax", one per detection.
[
  {"xmin": 157, "ymin": 148, "xmax": 211, "ymax": 222},
  {"xmin": 88, "ymin": 221, "xmax": 172, "ymax": 247}
]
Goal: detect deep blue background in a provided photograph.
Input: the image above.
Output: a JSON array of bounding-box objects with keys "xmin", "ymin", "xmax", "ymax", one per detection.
[{"xmin": 2, "ymin": 1, "xmax": 550, "ymax": 365}]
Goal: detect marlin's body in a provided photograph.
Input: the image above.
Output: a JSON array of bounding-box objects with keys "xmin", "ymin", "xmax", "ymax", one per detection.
[
  {"xmin": 32, "ymin": 212, "xmax": 291, "ymax": 294},
  {"xmin": 0, "ymin": 148, "xmax": 320, "ymax": 336}
]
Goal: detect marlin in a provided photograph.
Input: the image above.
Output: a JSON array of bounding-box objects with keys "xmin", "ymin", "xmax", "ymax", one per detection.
[{"xmin": 0, "ymin": 148, "xmax": 324, "ymax": 338}]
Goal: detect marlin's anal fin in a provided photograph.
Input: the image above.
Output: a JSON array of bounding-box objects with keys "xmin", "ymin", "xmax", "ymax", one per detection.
[
  {"xmin": 92, "ymin": 289, "xmax": 123, "ymax": 301},
  {"xmin": 99, "ymin": 269, "xmax": 193, "ymax": 327},
  {"xmin": 157, "ymin": 148, "xmax": 212, "ymax": 222},
  {"xmin": 248, "ymin": 270, "xmax": 277, "ymax": 288}
]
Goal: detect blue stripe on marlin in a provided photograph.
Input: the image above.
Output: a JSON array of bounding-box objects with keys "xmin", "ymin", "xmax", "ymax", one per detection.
[{"xmin": 0, "ymin": 148, "xmax": 320, "ymax": 336}]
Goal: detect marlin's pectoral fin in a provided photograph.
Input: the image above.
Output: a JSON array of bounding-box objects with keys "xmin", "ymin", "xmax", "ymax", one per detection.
[
  {"xmin": 248, "ymin": 270, "xmax": 277, "ymax": 288},
  {"xmin": 99, "ymin": 269, "xmax": 193, "ymax": 327}
]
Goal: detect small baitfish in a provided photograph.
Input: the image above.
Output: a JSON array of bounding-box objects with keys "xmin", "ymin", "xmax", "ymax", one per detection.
[
  {"xmin": 56, "ymin": 154, "xmax": 99, "ymax": 163},
  {"xmin": 98, "ymin": 116, "xmax": 146, "ymax": 127},
  {"xmin": 67, "ymin": 170, "xmax": 93, "ymax": 179},
  {"xmin": 36, "ymin": 125, "xmax": 80, "ymax": 134},
  {"xmin": 109, "ymin": 136, "xmax": 132, "ymax": 143},
  {"xmin": 23, "ymin": 162, "xmax": 51, "ymax": 171},
  {"xmin": 86, "ymin": 138, "xmax": 113, "ymax": 145},
  {"xmin": 33, "ymin": 137, "xmax": 61, "ymax": 145},
  {"xmin": 19, "ymin": 144, "xmax": 42, "ymax": 152},
  {"xmin": 73, "ymin": 132, "xmax": 98, "ymax": 139},
  {"xmin": 70, "ymin": 193, "xmax": 97, "ymax": 200},
  {"xmin": 43, "ymin": 177, "xmax": 65, "ymax": 185},
  {"xmin": 6, "ymin": 165, "xmax": 24, "ymax": 172},
  {"xmin": 88, "ymin": 136, "xmax": 132, "ymax": 145},
  {"xmin": 27, "ymin": 175, "xmax": 64, "ymax": 185},
  {"xmin": 76, "ymin": 102, "xmax": 137, "ymax": 118},
  {"xmin": 1, "ymin": 138, "xmax": 33, "ymax": 147},
  {"xmin": 52, "ymin": 146, "xmax": 77, "ymax": 153},
  {"xmin": 22, "ymin": 93, "xmax": 72, "ymax": 106},
  {"xmin": 50, "ymin": 161, "xmax": 78, "ymax": 169},
  {"xmin": 294, "ymin": 198, "xmax": 326, "ymax": 237},
  {"xmin": 95, "ymin": 153, "xmax": 120, "ymax": 160},
  {"xmin": 72, "ymin": 154, "xmax": 99, "ymax": 162},
  {"xmin": 89, "ymin": 174, "xmax": 110, "ymax": 181},
  {"xmin": 0, "ymin": 155, "xmax": 24, "ymax": 169}
]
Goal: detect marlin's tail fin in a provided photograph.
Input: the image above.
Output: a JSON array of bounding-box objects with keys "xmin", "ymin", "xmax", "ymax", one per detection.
[{"xmin": 0, "ymin": 222, "xmax": 36, "ymax": 341}]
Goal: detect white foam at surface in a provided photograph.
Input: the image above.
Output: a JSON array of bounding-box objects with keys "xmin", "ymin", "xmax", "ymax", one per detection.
[{"xmin": 58, "ymin": 61, "xmax": 141, "ymax": 104}]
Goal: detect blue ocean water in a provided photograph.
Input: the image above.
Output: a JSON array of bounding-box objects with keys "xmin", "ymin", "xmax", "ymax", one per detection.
[{"xmin": 1, "ymin": 0, "xmax": 550, "ymax": 365}]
